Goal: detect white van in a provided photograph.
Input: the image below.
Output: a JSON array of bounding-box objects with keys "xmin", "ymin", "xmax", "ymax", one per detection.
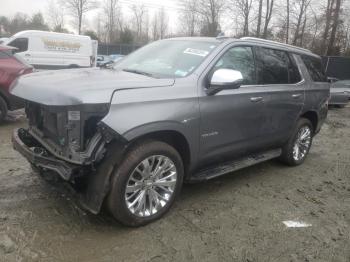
[{"xmin": 5, "ymin": 30, "xmax": 97, "ymax": 69}]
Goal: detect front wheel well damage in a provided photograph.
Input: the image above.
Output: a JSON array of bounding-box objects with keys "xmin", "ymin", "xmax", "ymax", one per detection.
[
  {"xmin": 126, "ymin": 130, "xmax": 191, "ymax": 176},
  {"xmin": 82, "ymin": 129, "xmax": 191, "ymax": 214}
]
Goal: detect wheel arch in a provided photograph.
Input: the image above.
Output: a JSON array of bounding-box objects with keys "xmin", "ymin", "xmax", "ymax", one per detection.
[
  {"xmin": 126, "ymin": 129, "xmax": 191, "ymax": 176},
  {"xmin": 300, "ymin": 110, "xmax": 318, "ymax": 133},
  {"xmin": 81, "ymin": 127, "xmax": 193, "ymax": 215}
]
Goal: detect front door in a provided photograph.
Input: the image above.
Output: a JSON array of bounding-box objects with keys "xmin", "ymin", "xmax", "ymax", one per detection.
[{"xmin": 198, "ymin": 46, "xmax": 268, "ymax": 166}]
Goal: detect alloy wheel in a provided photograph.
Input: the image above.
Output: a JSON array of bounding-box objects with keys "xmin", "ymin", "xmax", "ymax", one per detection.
[
  {"xmin": 293, "ymin": 125, "xmax": 312, "ymax": 161},
  {"xmin": 124, "ymin": 155, "xmax": 177, "ymax": 217}
]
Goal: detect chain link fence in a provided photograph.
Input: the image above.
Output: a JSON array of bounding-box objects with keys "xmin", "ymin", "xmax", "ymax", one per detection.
[{"xmin": 98, "ymin": 43, "xmax": 144, "ymax": 55}]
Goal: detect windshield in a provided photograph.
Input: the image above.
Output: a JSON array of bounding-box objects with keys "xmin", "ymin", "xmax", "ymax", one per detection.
[{"xmin": 115, "ymin": 39, "xmax": 218, "ymax": 78}]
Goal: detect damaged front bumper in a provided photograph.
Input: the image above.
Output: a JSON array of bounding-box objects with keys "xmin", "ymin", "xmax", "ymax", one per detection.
[
  {"xmin": 12, "ymin": 127, "xmax": 127, "ymax": 214},
  {"xmin": 12, "ymin": 128, "xmax": 82, "ymax": 180}
]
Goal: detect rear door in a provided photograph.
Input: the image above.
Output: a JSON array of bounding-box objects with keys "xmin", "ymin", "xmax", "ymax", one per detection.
[{"xmin": 255, "ymin": 47, "xmax": 305, "ymax": 146}]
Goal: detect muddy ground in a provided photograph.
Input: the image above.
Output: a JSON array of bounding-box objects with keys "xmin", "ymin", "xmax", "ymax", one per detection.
[{"xmin": 0, "ymin": 107, "xmax": 349, "ymax": 262}]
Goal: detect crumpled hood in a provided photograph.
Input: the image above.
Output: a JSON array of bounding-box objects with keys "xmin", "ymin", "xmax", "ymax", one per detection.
[{"xmin": 10, "ymin": 68, "xmax": 175, "ymax": 105}]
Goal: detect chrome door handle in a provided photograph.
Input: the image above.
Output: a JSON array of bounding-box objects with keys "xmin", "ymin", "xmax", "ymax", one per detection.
[
  {"xmin": 25, "ymin": 54, "xmax": 31, "ymax": 57},
  {"xmin": 292, "ymin": 94, "xmax": 302, "ymax": 99},
  {"xmin": 250, "ymin": 97, "xmax": 263, "ymax": 102}
]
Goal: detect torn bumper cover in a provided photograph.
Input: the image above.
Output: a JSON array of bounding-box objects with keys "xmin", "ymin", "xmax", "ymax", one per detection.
[
  {"xmin": 12, "ymin": 128, "xmax": 80, "ymax": 180},
  {"xmin": 12, "ymin": 127, "xmax": 127, "ymax": 214}
]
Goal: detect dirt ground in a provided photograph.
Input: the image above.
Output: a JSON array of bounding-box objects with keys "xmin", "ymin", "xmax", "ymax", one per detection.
[{"xmin": 0, "ymin": 107, "xmax": 349, "ymax": 262}]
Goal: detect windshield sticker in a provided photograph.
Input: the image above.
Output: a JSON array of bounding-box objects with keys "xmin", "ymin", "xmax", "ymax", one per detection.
[
  {"xmin": 184, "ymin": 48, "xmax": 209, "ymax": 57},
  {"xmin": 175, "ymin": 70, "xmax": 188, "ymax": 77}
]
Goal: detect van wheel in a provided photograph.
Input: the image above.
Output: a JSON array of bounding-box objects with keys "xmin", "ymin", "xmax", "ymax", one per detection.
[
  {"xmin": 107, "ymin": 140, "xmax": 184, "ymax": 227},
  {"xmin": 280, "ymin": 118, "xmax": 313, "ymax": 166},
  {"xmin": 0, "ymin": 96, "xmax": 8, "ymax": 122}
]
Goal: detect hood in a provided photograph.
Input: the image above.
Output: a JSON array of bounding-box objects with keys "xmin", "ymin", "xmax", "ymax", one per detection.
[{"xmin": 10, "ymin": 68, "xmax": 175, "ymax": 105}]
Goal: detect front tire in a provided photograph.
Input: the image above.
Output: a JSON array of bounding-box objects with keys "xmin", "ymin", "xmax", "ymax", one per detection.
[
  {"xmin": 280, "ymin": 118, "xmax": 313, "ymax": 166},
  {"xmin": 107, "ymin": 140, "xmax": 184, "ymax": 227}
]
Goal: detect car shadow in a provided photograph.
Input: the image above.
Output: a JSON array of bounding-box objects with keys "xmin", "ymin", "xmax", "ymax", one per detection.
[{"xmin": 37, "ymin": 158, "xmax": 291, "ymax": 229}]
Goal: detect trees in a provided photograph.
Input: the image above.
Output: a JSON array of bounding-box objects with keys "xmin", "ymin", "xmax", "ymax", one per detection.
[
  {"xmin": 197, "ymin": 0, "xmax": 225, "ymax": 36},
  {"xmin": 231, "ymin": 0, "xmax": 254, "ymax": 36},
  {"xmin": 62, "ymin": 0, "xmax": 97, "ymax": 34},
  {"xmin": 262, "ymin": 0, "xmax": 274, "ymax": 38},
  {"xmin": 29, "ymin": 13, "xmax": 50, "ymax": 31},
  {"xmin": 179, "ymin": 0, "xmax": 200, "ymax": 36},
  {"xmin": 256, "ymin": 0, "xmax": 263, "ymax": 37},
  {"xmin": 130, "ymin": 4, "xmax": 148, "ymax": 42},
  {"xmin": 46, "ymin": 0, "xmax": 65, "ymax": 30},
  {"xmin": 103, "ymin": 0, "xmax": 121, "ymax": 44},
  {"xmin": 326, "ymin": 0, "xmax": 343, "ymax": 55},
  {"xmin": 292, "ymin": 0, "xmax": 311, "ymax": 46},
  {"xmin": 286, "ymin": 0, "xmax": 290, "ymax": 43},
  {"xmin": 83, "ymin": 29, "xmax": 99, "ymax": 40},
  {"xmin": 0, "ymin": 12, "xmax": 49, "ymax": 36}
]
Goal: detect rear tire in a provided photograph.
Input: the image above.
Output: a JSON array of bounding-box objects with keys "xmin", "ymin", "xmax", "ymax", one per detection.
[
  {"xmin": 0, "ymin": 96, "xmax": 8, "ymax": 123},
  {"xmin": 279, "ymin": 118, "xmax": 313, "ymax": 166},
  {"xmin": 107, "ymin": 140, "xmax": 184, "ymax": 227}
]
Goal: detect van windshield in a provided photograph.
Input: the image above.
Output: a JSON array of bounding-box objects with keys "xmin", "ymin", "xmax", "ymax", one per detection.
[{"xmin": 115, "ymin": 40, "xmax": 218, "ymax": 78}]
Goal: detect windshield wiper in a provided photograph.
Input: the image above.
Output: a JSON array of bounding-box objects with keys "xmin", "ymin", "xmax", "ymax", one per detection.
[{"xmin": 122, "ymin": 69, "xmax": 157, "ymax": 78}]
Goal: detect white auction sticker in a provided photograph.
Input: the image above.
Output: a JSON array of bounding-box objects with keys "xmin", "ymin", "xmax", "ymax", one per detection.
[
  {"xmin": 184, "ymin": 48, "xmax": 209, "ymax": 57},
  {"xmin": 68, "ymin": 111, "xmax": 80, "ymax": 121}
]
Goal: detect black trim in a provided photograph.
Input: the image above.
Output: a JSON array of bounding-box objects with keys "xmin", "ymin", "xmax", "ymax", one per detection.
[{"xmin": 12, "ymin": 128, "xmax": 79, "ymax": 180}]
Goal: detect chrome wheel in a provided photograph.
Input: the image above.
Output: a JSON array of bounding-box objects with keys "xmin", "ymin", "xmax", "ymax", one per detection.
[
  {"xmin": 124, "ymin": 155, "xmax": 177, "ymax": 217},
  {"xmin": 293, "ymin": 126, "xmax": 312, "ymax": 161}
]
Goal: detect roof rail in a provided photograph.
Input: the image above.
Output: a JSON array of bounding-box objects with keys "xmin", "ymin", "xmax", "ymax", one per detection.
[
  {"xmin": 240, "ymin": 37, "xmax": 312, "ymax": 53},
  {"xmin": 216, "ymin": 32, "xmax": 231, "ymax": 41}
]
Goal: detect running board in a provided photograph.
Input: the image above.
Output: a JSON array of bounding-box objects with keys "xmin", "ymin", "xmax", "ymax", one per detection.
[{"xmin": 190, "ymin": 148, "xmax": 282, "ymax": 182}]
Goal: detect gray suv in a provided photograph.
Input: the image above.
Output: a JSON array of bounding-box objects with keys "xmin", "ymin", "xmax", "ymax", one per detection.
[{"xmin": 11, "ymin": 37, "xmax": 329, "ymax": 226}]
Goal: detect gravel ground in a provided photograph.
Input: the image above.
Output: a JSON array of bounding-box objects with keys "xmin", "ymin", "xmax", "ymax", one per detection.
[{"xmin": 0, "ymin": 107, "xmax": 349, "ymax": 262}]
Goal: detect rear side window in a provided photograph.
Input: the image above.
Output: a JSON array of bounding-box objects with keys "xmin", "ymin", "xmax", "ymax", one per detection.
[
  {"xmin": 7, "ymin": 38, "xmax": 28, "ymax": 53},
  {"xmin": 288, "ymin": 54, "xmax": 302, "ymax": 83},
  {"xmin": 258, "ymin": 48, "xmax": 289, "ymax": 84},
  {"xmin": 301, "ymin": 55, "xmax": 327, "ymax": 82}
]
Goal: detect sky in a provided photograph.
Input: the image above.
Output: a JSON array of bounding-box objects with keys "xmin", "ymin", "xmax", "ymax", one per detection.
[{"xmin": 0, "ymin": 0, "xmax": 181, "ymax": 33}]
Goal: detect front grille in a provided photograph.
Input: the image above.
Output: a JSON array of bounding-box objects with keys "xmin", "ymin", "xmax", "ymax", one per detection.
[
  {"xmin": 26, "ymin": 103, "xmax": 69, "ymax": 148},
  {"xmin": 26, "ymin": 102, "xmax": 109, "ymax": 154},
  {"xmin": 41, "ymin": 110, "xmax": 67, "ymax": 146}
]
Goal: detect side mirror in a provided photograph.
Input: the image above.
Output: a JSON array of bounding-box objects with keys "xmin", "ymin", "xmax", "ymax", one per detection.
[
  {"xmin": 206, "ymin": 69, "xmax": 243, "ymax": 95},
  {"xmin": 327, "ymin": 77, "xmax": 339, "ymax": 83}
]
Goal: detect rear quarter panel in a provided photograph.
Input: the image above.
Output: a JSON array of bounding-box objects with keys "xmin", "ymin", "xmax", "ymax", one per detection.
[{"xmin": 296, "ymin": 55, "xmax": 330, "ymax": 133}]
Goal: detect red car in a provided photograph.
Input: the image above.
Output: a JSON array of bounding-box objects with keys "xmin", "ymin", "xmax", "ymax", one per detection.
[{"xmin": 0, "ymin": 45, "xmax": 33, "ymax": 122}]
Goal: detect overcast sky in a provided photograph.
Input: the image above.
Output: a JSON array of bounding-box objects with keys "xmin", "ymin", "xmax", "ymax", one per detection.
[{"xmin": 1, "ymin": 0, "xmax": 181, "ymax": 33}]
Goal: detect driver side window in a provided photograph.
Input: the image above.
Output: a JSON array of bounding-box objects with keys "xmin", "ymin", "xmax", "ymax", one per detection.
[
  {"xmin": 214, "ymin": 46, "xmax": 256, "ymax": 85},
  {"xmin": 7, "ymin": 38, "xmax": 28, "ymax": 53}
]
